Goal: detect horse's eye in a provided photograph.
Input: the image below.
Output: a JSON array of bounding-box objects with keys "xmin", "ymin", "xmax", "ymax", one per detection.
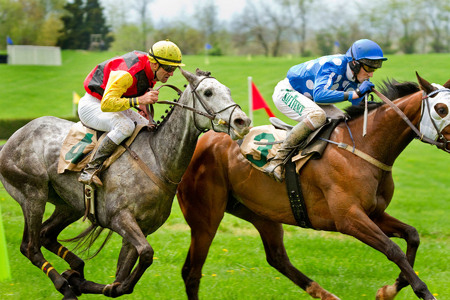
[
  {"xmin": 204, "ymin": 89, "xmax": 213, "ymax": 97},
  {"xmin": 435, "ymin": 104, "xmax": 448, "ymax": 118}
]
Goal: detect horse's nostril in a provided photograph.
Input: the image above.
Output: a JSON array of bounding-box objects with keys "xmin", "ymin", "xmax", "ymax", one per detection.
[
  {"xmin": 234, "ymin": 118, "xmax": 251, "ymax": 128},
  {"xmin": 235, "ymin": 119, "xmax": 245, "ymax": 126}
]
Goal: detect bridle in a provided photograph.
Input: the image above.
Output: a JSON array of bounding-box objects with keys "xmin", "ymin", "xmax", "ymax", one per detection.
[
  {"xmin": 157, "ymin": 76, "xmax": 241, "ymax": 135},
  {"xmin": 373, "ymin": 88, "xmax": 450, "ymax": 153}
]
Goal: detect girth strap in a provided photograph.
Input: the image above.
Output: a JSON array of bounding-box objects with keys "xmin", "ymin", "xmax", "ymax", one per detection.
[
  {"xmin": 285, "ymin": 159, "xmax": 313, "ymax": 228},
  {"xmin": 123, "ymin": 144, "xmax": 177, "ymax": 195}
]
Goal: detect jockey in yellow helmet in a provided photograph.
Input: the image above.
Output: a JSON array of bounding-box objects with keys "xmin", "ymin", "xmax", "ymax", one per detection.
[{"xmin": 78, "ymin": 40, "xmax": 184, "ymax": 187}]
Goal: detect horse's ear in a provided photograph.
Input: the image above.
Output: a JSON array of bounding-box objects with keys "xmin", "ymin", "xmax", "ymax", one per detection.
[
  {"xmin": 180, "ymin": 68, "xmax": 200, "ymax": 87},
  {"xmin": 195, "ymin": 68, "xmax": 211, "ymax": 77},
  {"xmin": 443, "ymin": 78, "xmax": 450, "ymax": 89},
  {"xmin": 416, "ymin": 72, "xmax": 436, "ymax": 94}
]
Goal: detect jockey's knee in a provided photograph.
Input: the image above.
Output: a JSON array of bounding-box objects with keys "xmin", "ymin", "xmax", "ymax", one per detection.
[
  {"xmin": 306, "ymin": 110, "xmax": 326, "ymax": 130},
  {"xmin": 109, "ymin": 116, "xmax": 135, "ymax": 144}
]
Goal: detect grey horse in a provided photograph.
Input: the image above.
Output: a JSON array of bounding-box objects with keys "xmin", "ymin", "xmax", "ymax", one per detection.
[{"xmin": 0, "ymin": 68, "xmax": 251, "ymax": 299}]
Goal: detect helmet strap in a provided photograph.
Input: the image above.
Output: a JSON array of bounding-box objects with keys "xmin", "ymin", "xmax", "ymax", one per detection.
[
  {"xmin": 349, "ymin": 47, "xmax": 361, "ymax": 82},
  {"xmin": 149, "ymin": 48, "xmax": 162, "ymax": 81}
]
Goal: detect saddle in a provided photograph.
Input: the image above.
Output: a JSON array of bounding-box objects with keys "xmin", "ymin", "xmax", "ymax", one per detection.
[
  {"xmin": 239, "ymin": 116, "xmax": 344, "ymax": 229},
  {"xmin": 57, "ymin": 122, "xmax": 147, "ymax": 174},
  {"xmin": 240, "ymin": 117, "xmax": 342, "ymax": 173}
]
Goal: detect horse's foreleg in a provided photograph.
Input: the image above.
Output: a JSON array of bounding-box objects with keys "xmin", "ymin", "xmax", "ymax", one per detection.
[
  {"xmin": 373, "ymin": 212, "xmax": 421, "ymax": 300},
  {"xmin": 182, "ymin": 228, "xmax": 221, "ymax": 300},
  {"xmin": 105, "ymin": 209, "xmax": 154, "ymax": 297},
  {"xmin": 115, "ymin": 239, "xmax": 139, "ymax": 282},
  {"xmin": 40, "ymin": 206, "xmax": 85, "ymax": 278},
  {"xmin": 229, "ymin": 204, "xmax": 339, "ymax": 300},
  {"xmin": 334, "ymin": 206, "xmax": 435, "ymax": 300},
  {"xmin": 177, "ymin": 168, "xmax": 228, "ymax": 300}
]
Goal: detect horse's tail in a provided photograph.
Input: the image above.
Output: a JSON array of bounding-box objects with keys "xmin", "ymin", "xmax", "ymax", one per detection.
[{"xmin": 60, "ymin": 224, "xmax": 114, "ymax": 259}]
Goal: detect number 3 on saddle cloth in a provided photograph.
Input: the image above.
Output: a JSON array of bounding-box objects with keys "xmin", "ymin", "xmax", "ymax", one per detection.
[
  {"xmin": 240, "ymin": 118, "xmax": 340, "ymax": 174},
  {"xmin": 239, "ymin": 118, "xmax": 340, "ymax": 228}
]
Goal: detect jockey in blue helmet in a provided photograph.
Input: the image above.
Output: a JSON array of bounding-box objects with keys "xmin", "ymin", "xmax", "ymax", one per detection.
[
  {"xmin": 265, "ymin": 39, "xmax": 387, "ymax": 182},
  {"xmin": 346, "ymin": 39, "xmax": 387, "ymax": 82}
]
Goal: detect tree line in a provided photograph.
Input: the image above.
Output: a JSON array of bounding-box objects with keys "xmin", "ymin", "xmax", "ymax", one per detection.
[{"xmin": 1, "ymin": 0, "xmax": 449, "ymax": 56}]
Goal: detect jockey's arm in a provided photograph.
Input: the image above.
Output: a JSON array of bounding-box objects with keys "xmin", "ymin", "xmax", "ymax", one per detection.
[
  {"xmin": 312, "ymin": 72, "xmax": 361, "ymax": 105},
  {"xmin": 100, "ymin": 70, "xmax": 137, "ymax": 112},
  {"xmin": 100, "ymin": 71, "xmax": 159, "ymax": 112}
]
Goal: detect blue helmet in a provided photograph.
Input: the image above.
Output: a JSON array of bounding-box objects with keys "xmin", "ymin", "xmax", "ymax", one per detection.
[{"xmin": 346, "ymin": 39, "xmax": 387, "ymax": 68}]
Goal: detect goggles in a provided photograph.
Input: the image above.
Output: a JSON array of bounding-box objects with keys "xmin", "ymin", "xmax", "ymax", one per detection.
[
  {"xmin": 361, "ymin": 63, "xmax": 378, "ymax": 73},
  {"xmin": 160, "ymin": 64, "xmax": 177, "ymax": 73}
]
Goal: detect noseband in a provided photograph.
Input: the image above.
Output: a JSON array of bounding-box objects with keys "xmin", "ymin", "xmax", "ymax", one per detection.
[
  {"xmin": 421, "ymin": 89, "xmax": 450, "ymax": 152},
  {"xmin": 373, "ymin": 88, "xmax": 450, "ymax": 153},
  {"xmin": 180, "ymin": 76, "xmax": 241, "ymax": 134}
]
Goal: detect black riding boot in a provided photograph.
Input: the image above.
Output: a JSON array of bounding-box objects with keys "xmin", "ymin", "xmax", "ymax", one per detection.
[
  {"xmin": 264, "ymin": 121, "xmax": 313, "ymax": 182},
  {"xmin": 78, "ymin": 136, "xmax": 118, "ymax": 186}
]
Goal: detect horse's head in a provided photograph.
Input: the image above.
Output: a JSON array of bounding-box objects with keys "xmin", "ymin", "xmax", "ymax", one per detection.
[
  {"xmin": 180, "ymin": 68, "xmax": 251, "ymax": 140},
  {"xmin": 416, "ymin": 72, "xmax": 450, "ymax": 152}
]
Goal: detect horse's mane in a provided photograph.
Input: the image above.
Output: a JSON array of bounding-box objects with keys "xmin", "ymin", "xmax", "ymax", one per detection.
[
  {"xmin": 344, "ymin": 78, "xmax": 420, "ymax": 119},
  {"xmin": 155, "ymin": 69, "xmax": 213, "ymax": 129}
]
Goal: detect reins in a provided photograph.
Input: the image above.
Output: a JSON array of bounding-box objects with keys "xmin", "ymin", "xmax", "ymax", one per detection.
[
  {"xmin": 320, "ymin": 87, "xmax": 450, "ymax": 172},
  {"xmin": 128, "ymin": 77, "xmax": 241, "ymax": 190},
  {"xmin": 143, "ymin": 77, "xmax": 240, "ymax": 135},
  {"xmin": 373, "ymin": 88, "xmax": 449, "ymax": 151},
  {"xmin": 372, "ymin": 88, "xmax": 445, "ymax": 148},
  {"xmin": 188, "ymin": 76, "xmax": 241, "ymax": 134}
]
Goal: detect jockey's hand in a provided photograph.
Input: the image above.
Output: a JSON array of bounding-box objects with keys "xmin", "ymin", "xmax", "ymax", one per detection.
[
  {"xmin": 356, "ymin": 81, "xmax": 375, "ymax": 97},
  {"xmin": 138, "ymin": 90, "xmax": 159, "ymax": 105}
]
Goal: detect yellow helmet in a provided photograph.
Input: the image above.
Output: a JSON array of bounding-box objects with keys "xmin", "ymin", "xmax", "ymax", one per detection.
[{"xmin": 148, "ymin": 40, "xmax": 185, "ymax": 66}]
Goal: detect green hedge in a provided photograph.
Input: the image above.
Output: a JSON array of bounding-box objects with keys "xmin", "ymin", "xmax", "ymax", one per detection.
[{"xmin": 0, "ymin": 116, "xmax": 79, "ymax": 139}]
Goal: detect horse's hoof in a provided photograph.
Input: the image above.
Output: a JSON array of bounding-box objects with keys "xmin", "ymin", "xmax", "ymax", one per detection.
[
  {"xmin": 102, "ymin": 281, "xmax": 121, "ymax": 297},
  {"xmin": 376, "ymin": 285, "xmax": 397, "ymax": 300},
  {"xmin": 61, "ymin": 270, "xmax": 83, "ymax": 296}
]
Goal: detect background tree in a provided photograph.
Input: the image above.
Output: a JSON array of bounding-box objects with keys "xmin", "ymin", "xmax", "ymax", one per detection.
[
  {"xmin": 423, "ymin": 0, "xmax": 450, "ymax": 53},
  {"xmin": 57, "ymin": 0, "xmax": 88, "ymax": 49},
  {"xmin": 194, "ymin": 2, "xmax": 223, "ymax": 55},
  {"xmin": 2, "ymin": 0, "xmax": 450, "ymax": 56},
  {"xmin": 131, "ymin": 0, "xmax": 153, "ymax": 50},
  {"xmin": 0, "ymin": 0, "xmax": 64, "ymax": 48},
  {"xmin": 315, "ymin": 31, "xmax": 334, "ymax": 56},
  {"xmin": 57, "ymin": 0, "xmax": 112, "ymax": 50},
  {"xmin": 281, "ymin": 0, "xmax": 314, "ymax": 56},
  {"xmin": 85, "ymin": 0, "xmax": 113, "ymax": 50}
]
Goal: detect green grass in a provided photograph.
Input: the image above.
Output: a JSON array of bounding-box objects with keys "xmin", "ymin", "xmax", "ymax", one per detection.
[
  {"xmin": 0, "ymin": 52, "xmax": 449, "ymax": 299},
  {"xmin": 2, "ymin": 51, "xmax": 449, "ymax": 123}
]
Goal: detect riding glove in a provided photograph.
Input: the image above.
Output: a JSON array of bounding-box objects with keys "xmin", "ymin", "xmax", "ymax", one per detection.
[{"xmin": 356, "ymin": 81, "xmax": 374, "ymax": 97}]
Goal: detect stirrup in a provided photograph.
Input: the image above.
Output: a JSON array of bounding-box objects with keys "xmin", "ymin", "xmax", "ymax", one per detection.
[
  {"xmin": 264, "ymin": 160, "xmax": 285, "ymax": 182},
  {"xmin": 78, "ymin": 168, "xmax": 103, "ymax": 187}
]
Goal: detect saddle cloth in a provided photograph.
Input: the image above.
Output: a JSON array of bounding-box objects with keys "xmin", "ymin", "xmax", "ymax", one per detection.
[
  {"xmin": 57, "ymin": 122, "xmax": 145, "ymax": 174},
  {"xmin": 240, "ymin": 119, "xmax": 340, "ymax": 173}
]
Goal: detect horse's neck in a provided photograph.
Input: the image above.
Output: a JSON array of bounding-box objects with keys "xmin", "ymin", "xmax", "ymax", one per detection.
[
  {"xmin": 149, "ymin": 91, "xmax": 201, "ymax": 181},
  {"xmin": 351, "ymin": 93, "xmax": 422, "ymax": 165}
]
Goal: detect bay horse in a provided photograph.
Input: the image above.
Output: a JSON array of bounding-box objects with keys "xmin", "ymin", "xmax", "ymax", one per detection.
[
  {"xmin": 177, "ymin": 73, "xmax": 450, "ymax": 300},
  {"xmin": 0, "ymin": 68, "xmax": 251, "ymax": 299}
]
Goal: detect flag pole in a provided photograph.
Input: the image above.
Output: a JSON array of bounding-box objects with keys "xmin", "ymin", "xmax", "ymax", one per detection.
[{"xmin": 248, "ymin": 76, "xmax": 253, "ymax": 123}]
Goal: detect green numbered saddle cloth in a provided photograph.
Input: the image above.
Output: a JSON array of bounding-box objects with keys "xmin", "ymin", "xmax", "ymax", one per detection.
[
  {"xmin": 57, "ymin": 121, "xmax": 144, "ymax": 174},
  {"xmin": 239, "ymin": 125, "xmax": 287, "ymax": 172}
]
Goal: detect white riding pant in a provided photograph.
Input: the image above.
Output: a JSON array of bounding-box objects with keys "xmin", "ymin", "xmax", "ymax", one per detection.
[
  {"xmin": 78, "ymin": 93, "xmax": 148, "ymax": 145},
  {"xmin": 272, "ymin": 78, "xmax": 326, "ymax": 129}
]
